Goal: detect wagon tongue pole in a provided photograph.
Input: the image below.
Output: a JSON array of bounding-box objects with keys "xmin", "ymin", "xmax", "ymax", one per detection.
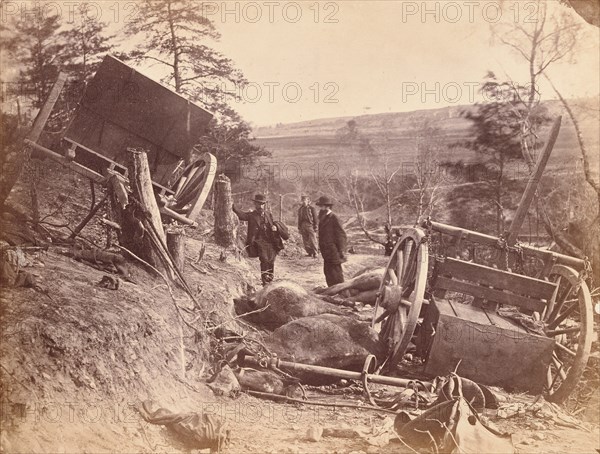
[
  {"xmin": 506, "ymin": 116, "xmax": 562, "ymax": 246},
  {"xmin": 242, "ymin": 355, "xmax": 432, "ymax": 391}
]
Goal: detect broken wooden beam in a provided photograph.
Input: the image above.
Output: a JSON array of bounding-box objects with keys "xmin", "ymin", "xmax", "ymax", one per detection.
[
  {"xmin": 27, "ymin": 73, "xmax": 69, "ymax": 143},
  {"xmin": 507, "ymin": 116, "xmax": 562, "ymax": 245},
  {"xmin": 0, "ymin": 74, "xmax": 70, "ymax": 207},
  {"xmin": 128, "ymin": 148, "xmax": 167, "ymax": 246}
]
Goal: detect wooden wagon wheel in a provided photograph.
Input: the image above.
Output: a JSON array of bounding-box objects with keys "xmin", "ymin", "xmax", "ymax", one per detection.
[
  {"xmin": 543, "ymin": 264, "xmax": 593, "ymax": 403},
  {"xmin": 170, "ymin": 159, "xmax": 207, "ymax": 212},
  {"xmin": 372, "ymin": 227, "xmax": 429, "ymax": 369}
]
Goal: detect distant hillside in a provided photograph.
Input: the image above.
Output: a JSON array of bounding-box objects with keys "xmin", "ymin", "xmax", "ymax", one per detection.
[
  {"xmin": 255, "ymin": 105, "xmax": 467, "ymax": 138},
  {"xmin": 253, "ymin": 98, "xmax": 599, "ymax": 174}
]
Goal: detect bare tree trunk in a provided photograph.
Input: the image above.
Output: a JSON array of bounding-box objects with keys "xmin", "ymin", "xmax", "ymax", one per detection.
[
  {"xmin": 30, "ymin": 161, "xmax": 40, "ymax": 225},
  {"xmin": 214, "ymin": 174, "xmax": 236, "ymax": 247},
  {"xmin": 352, "ymin": 197, "xmax": 385, "ymax": 246},
  {"xmin": 385, "ymin": 190, "xmax": 392, "ymax": 229}
]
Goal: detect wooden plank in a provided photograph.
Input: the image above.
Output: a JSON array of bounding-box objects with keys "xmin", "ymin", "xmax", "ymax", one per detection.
[
  {"xmin": 64, "ymin": 138, "xmax": 175, "ymax": 195},
  {"xmin": 423, "ymin": 221, "xmax": 584, "ymax": 270},
  {"xmin": 25, "ymin": 140, "xmax": 105, "ymax": 183},
  {"xmin": 63, "ymin": 138, "xmax": 127, "ymax": 172},
  {"xmin": 27, "ymin": 73, "xmax": 68, "ymax": 142},
  {"xmin": 439, "ymin": 258, "xmax": 556, "ymax": 300},
  {"xmin": 435, "ymin": 276, "xmax": 546, "ymax": 313},
  {"xmin": 451, "ymin": 300, "xmax": 492, "ymax": 325},
  {"xmin": 486, "ymin": 310, "xmax": 522, "ymax": 331},
  {"xmin": 507, "ymin": 117, "xmax": 561, "ymax": 245}
]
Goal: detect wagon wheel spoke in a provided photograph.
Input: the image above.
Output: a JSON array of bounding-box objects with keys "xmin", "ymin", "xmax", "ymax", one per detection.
[
  {"xmin": 372, "ymin": 228, "xmax": 428, "ymax": 371},
  {"xmin": 547, "ymin": 284, "xmax": 573, "ymax": 323},
  {"xmin": 546, "ymin": 368, "xmax": 554, "ymax": 390},
  {"xmin": 545, "ymin": 275, "xmax": 561, "ymax": 316},
  {"xmin": 403, "ymin": 240, "xmax": 414, "ymax": 276},
  {"xmin": 542, "ymin": 265, "xmax": 593, "ymax": 403},
  {"xmin": 546, "ymin": 326, "xmax": 581, "ymax": 337},
  {"xmin": 552, "ymin": 354, "xmax": 567, "ymax": 381},
  {"xmin": 374, "ymin": 309, "xmax": 391, "ymax": 325},
  {"xmin": 396, "ymin": 250, "xmax": 404, "ymax": 285},
  {"xmin": 547, "ymin": 302, "xmax": 578, "ymax": 330},
  {"xmin": 555, "ymin": 342, "xmax": 577, "ymax": 358},
  {"xmin": 388, "ymin": 269, "xmax": 398, "ymax": 286}
]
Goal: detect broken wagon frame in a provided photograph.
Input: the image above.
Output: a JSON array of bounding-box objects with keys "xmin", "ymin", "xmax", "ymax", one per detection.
[
  {"xmin": 373, "ymin": 117, "xmax": 594, "ymax": 403},
  {"xmin": 22, "ymin": 56, "xmax": 217, "ymax": 227}
]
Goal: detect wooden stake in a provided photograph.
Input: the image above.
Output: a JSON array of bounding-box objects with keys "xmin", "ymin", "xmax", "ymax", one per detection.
[{"xmin": 167, "ymin": 229, "xmax": 186, "ymax": 272}]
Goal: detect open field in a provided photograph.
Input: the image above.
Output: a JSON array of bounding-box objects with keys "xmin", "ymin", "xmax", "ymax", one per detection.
[{"xmin": 252, "ymin": 99, "xmax": 599, "ymax": 181}]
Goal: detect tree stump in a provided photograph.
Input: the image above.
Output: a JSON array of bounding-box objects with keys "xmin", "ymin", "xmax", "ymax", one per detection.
[
  {"xmin": 167, "ymin": 228, "xmax": 185, "ymax": 272},
  {"xmin": 214, "ymin": 174, "xmax": 236, "ymax": 247}
]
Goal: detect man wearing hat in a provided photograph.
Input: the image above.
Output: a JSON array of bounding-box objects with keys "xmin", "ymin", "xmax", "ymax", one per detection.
[
  {"xmin": 297, "ymin": 195, "xmax": 318, "ymax": 258},
  {"xmin": 233, "ymin": 194, "xmax": 279, "ymax": 285},
  {"xmin": 316, "ymin": 195, "xmax": 347, "ymax": 286}
]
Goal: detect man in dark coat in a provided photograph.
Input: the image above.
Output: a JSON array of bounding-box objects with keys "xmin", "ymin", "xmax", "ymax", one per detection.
[
  {"xmin": 297, "ymin": 195, "xmax": 318, "ymax": 258},
  {"xmin": 316, "ymin": 196, "xmax": 347, "ymax": 286},
  {"xmin": 233, "ymin": 194, "xmax": 280, "ymax": 285}
]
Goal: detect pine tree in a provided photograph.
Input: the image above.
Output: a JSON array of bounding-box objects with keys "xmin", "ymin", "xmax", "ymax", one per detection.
[
  {"xmin": 60, "ymin": 3, "xmax": 113, "ymax": 83},
  {"xmin": 3, "ymin": 10, "xmax": 65, "ymax": 108},
  {"xmin": 125, "ymin": 0, "xmax": 247, "ymax": 117},
  {"xmin": 125, "ymin": 0, "xmax": 268, "ymax": 167},
  {"xmin": 449, "ymin": 74, "xmax": 550, "ymax": 234}
]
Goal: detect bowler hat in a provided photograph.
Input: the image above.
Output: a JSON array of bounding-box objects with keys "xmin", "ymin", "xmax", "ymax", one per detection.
[
  {"xmin": 315, "ymin": 196, "xmax": 333, "ymax": 206},
  {"xmin": 253, "ymin": 194, "xmax": 267, "ymax": 203}
]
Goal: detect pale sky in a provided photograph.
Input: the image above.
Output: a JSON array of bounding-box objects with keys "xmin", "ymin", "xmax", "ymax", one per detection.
[
  {"xmin": 207, "ymin": 0, "xmax": 600, "ymax": 126},
  {"xmin": 3, "ymin": 0, "xmax": 599, "ymax": 126}
]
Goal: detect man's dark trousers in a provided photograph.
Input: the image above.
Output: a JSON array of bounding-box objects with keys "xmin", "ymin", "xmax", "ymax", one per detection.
[
  {"xmin": 256, "ymin": 238, "xmax": 276, "ymax": 285},
  {"xmin": 324, "ymin": 262, "xmax": 344, "ymax": 286}
]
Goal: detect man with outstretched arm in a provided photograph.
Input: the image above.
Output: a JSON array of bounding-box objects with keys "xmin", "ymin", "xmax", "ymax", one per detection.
[{"xmin": 233, "ymin": 194, "xmax": 279, "ymax": 286}]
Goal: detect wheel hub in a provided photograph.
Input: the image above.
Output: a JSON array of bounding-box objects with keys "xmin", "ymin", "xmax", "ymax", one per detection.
[{"xmin": 380, "ymin": 285, "xmax": 403, "ymax": 312}]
